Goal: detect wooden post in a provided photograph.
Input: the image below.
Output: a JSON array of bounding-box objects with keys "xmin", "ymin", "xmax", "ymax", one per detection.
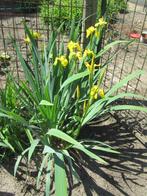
[
  {"xmin": 81, "ymin": 0, "xmax": 98, "ymax": 48},
  {"xmin": 96, "ymin": 0, "xmax": 107, "ymax": 58},
  {"xmin": 101, "ymin": 0, "xmax": 107, "ymax": 17},
  {"xmin": 144, "ymin": 0, "xmax": 147, "ymax": 11}
]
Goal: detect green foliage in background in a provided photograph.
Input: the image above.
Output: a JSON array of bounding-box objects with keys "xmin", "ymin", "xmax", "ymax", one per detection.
[
  {"xmin": 107, "ymin": 0, "xmax": 127, "ymax": 19},
  {"xmin": 40, "ymin": 0, "xmax": 83, "ymax": 31},
  {"xmin": 40, "ymin": 0, "xmax": 127, "ymax": 31}
]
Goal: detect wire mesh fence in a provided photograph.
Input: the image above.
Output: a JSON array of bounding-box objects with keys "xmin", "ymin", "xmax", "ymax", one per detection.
[
  {"xmin": 0, "ymin": 0, "xmax": 85, "ymax": 86},
  {"xmin": 0, "ymin": 0, "xmax": 147, "ymax": 129},
  {"xmin": 105, "ymin": 0, "xmax": 147, "ymax": 94},
  {"xmin": 102, "ymin": 0, "xmax": 147, "ymax": 132}
]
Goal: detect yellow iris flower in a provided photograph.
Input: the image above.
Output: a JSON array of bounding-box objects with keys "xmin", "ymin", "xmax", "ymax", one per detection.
[
  {"xmin": 85, "ymin": 62, "xmax": 93, "ymax": 72},
  {"xmin": 95, "ymin": 17, "xmax": 107, "ymax": 28},
  {"xmin": 86, "ymin": 26, "xmax": 96, "ymax": 38},
  {"xmin": 67, "ymin": 41, "xmax": 82, "ymax": 53},
  {"xmin": 84, "ymin": 49, "xmax": 95, "ymax": 58},
  {"xmin": 85, "ymin": 62, "xmax": 100, "ymax": 72},
  {"xmin": 54, "ymin": 55, "xmax": 68, "ymax": 68},
  {"xmin": 75, "ymin": 43, "xmax": 82, "ymax": 52},
  {"xmin": 67, "ymin": 41, "xmax": 82, "ymax": 61},
  {"xmin": 95, "ymin": 30, "xmax": 100, "ymax": 38},
  {"xmin": 90, "ymin": 85, "xmax": 99, "ymax": 100},
  {"xmin": 24, "ymin": 36, "xmax": 30, "ymax": 44},
  {"xmin": 76, "ymin": 51, "xmax": 82, "ymax": 60},
  {"xmin": 32, "ymin": 31, "xmax": 41, "ymax": 39},
  {"xmin": 24, "ymin": 31, "xmax": 41, "ymax": 44},
  {"xmin": 69, "ymin": 51, "xmax": 82, "ymax": 61},
  {"xmin": 90, "ymin": 86, "xmax": 105, "ymax": 100},
  {"xmin": 67, "ymin": 41, "xmax": 75, "ymax": 52},
  {"xmin": 99, "ymin": 88, "xmax": 105, "ymax": 98}
]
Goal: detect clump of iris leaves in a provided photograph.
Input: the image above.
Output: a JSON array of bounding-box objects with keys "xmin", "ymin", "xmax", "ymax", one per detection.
[{"xmin": 0, "ymin": 19, "xmax": 147, "ymax": 196}]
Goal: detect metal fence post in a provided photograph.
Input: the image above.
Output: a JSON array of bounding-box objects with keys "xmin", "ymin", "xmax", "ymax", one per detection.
[{"xmin": 81, "ymin": 0, "xmax": 98, "ymax": 48}]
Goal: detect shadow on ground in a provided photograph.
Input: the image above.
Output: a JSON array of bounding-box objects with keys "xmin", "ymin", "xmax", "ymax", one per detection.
[
  {"xmin": 71, "ymin": 114, "xmax": 147, "ymax": 196},
  {"xmin": 0, "ymin": 113, "xmax": 147, "ymax": 196}
]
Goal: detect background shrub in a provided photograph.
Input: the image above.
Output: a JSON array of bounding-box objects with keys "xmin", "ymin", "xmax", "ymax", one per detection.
[
  {"xmin": 40, "ymin": 0, "xmax": 127, "ymax": 31},
  {"xmin": 107, "ymin": 0, "xmax": 128, "ymax": 19},
  {"xmin": 40, "ymin": 0, "xmax": 83, "ymax": 31}
]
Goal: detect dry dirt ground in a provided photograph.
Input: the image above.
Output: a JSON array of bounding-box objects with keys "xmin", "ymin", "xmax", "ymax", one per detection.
[{"xmin": 0, "ymin": 2, "xmax": 147, "ymax": 196}]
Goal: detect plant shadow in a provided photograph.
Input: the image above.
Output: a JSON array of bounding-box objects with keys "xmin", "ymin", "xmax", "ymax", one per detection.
[
  {"xmin": 0, "ymin": 192, "xmax": 14, "ymax": 196},
  {"xmin": 72, "ymin": 113, "xmax": 147, "ymax": 196},
  {"xmin": 1, "ymin": 113, "xmax": 147, "ymax": 196}
]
